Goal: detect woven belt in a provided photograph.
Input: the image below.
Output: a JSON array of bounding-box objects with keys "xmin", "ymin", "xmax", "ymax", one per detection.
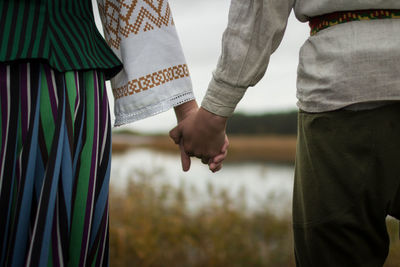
[{"xmin": 309, "ymin": 9, "xmax": 400, "ymax": 35}]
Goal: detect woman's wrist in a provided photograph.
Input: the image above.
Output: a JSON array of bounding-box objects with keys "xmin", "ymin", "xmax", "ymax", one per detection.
[{"xmin": 174, "ymin": 100, "xmax": 198, "ymax": 122}]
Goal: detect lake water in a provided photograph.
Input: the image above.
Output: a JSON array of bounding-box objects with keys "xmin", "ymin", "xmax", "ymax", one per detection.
[{"xmin": 111, "ymin": 149, "xmax": 295, "ymax": 215}]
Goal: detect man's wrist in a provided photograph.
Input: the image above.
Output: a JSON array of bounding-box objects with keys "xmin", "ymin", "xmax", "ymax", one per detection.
[{"xmin": 198, "ymin": 107, "xmax": 228, "ymax": 132}]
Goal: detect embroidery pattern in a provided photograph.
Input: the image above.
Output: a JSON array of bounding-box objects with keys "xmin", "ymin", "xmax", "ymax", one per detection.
[
  {"xmin": 113, "ymin": 64, "xmax": 190, "ymax": 99},
  {"xmin": 310, "ymin": 9, "xmax": 400, "ymax": 35},
  {"xmin": 99, "ymin": 0, "xmax": 174, "ymax": 49}
]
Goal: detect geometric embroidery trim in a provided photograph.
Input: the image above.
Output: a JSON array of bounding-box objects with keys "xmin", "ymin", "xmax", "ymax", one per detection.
[
  {"xmin": 98, "ymin": 0, "xmax": 174, "ymax": 49},
  {"xmin": 113, "ymin": 64, "xmax": 190, "ymax": 99},
  {"xmin": 309, "ymin": 9, "xmax": 400, "ymax": 35}
]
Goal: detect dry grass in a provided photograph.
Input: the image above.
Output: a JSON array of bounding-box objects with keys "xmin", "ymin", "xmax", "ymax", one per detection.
[
  {"xmin": 226, "ymin": 135, "xmax": 296, "ymax": 163},
  {"xmin": 109, "ymin": 171, "xmax": 295, "ymax": 267},
  {"xmin": 109, "ymin": 169, "xmax": 400, "ymax": 267},
  {"xmin": 385, "ymin": 218, "xmax": 400, "ymax": 267},
  {"xmin": 112, "ymin": 134, "xmax": 297, "ymax": 163}
]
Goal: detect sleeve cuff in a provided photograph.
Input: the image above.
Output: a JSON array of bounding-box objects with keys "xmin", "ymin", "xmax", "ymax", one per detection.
[
  {"xmin": 201, "ymin": 77, "xmax": 247, "ymax": 117},
  {"xmin": 114, "ymin": 91, "xmax": 195, "ymax": 127}
]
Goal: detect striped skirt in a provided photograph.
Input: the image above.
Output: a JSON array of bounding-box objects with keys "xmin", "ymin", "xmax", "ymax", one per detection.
[{"xmin": 0, "ymin": 61, "xmax": 111, "ymax": 266}]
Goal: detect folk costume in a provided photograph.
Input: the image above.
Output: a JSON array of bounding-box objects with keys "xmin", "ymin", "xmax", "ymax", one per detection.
[
  {"xmin": 200, "ymin": 0, "xmax": 400, "ymax": 266},
  {"xmin": 0, "ymin": 0, "xmax": 194, "ymax": 266}
]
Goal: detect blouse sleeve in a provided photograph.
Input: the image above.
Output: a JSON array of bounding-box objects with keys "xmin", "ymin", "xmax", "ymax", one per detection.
[
  {"xmin": 201, "ymin": 0, "xmax": 294, "ymax": 117},
  {"xmin": 96, "ymin": 0, "xmax": 195, "ymax": 126}
]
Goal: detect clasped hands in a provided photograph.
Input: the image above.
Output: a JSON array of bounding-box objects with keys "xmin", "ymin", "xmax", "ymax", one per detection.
[{"xmin": 171, "ymin": 100, "xmax": 229, "ymax": 172}]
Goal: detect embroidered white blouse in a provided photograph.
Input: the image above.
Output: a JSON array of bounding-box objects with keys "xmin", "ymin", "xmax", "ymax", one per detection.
[
  {"xmin": 96, "ymin": 0, "xmax": 195, "ymax": 126},
  {"xmin": 200, "ymin": 0, "xmax": 400, "ymax": 117}
]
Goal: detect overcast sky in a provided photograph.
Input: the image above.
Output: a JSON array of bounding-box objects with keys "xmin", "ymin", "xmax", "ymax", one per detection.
[{"xmin": 92, "ymin": 0, "xmax": 310, "ymax": 133}]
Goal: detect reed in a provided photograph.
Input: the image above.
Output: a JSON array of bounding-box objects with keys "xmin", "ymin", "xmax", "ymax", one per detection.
[
  {"xmin": 109, "ymin": 168, "xmax": 400, "ymax": 266},
  {"xmin": 109, "ymin": 170, "xmax": 295, "ymax": 267}
]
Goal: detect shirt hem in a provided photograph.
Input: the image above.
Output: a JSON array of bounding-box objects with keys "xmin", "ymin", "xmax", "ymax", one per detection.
[{"xmin": 297, "ymin": 97, "xmax": 400, "ymax": 113}]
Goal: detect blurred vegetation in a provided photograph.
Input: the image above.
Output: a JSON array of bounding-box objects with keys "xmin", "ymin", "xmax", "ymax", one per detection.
[
  {"xmin": 227, "ymin": 111, "xmax": 298, "ymax": 136},
  {"xmin": 385, "ymin": 219, "xmax": 400, "ymax": 267},
  {"xmin": 109, "ymin": 169, "xmax": 400, "ymax": 267},
  {"xmin": 112, "ymin": 111, "xmax": 298, "ymax": 137},
  {"xmin": 109, "ymin": 169, "xmax": 294, "ymax": 267}
]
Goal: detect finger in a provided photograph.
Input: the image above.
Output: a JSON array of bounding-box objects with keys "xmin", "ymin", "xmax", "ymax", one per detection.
[
  {"xmin": 211, "ymin": 149, "xmax": 228, "ymax": 164},
  {"xmin": 221, "ymin": 135, "xmax": 229, "ymax": 153},
  {"xmin": 201, "ymin": 157, "xmax": 210, "ymax": 165},
  {"xmin": 208, "ymin": 160, "xmax": 222, "ymax": 170},
  {"xmin": 211, "ymin": 136, "xmax": 229, "ymax": 163},
  {"xmin": 179, "ymin": 141, "xmax": 191, "ymax": 172},
  {"xmin": 169, "ymin": 126, "xmax": 182, "ymax": 144},
  {"xmin": 210, "ymin": 163, "xmax": 223, "ymax": 173}
]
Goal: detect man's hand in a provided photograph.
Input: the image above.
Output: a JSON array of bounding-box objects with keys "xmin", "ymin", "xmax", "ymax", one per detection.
[{"xmin": 170, "ymin": 106, "xmax": 228, "ymax": 171}]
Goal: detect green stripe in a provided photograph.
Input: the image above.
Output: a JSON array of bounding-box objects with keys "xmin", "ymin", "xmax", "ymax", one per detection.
[
  {"xmin": 91, "ymin": 246, "xmax": 99, "ymax": 267},
  {"xmin": 47, "ymin": 245, "xmax": 53, "ymax": 267},
  {"xmin": 31, "ymin": 3, "xmax": 46, "ymax": 56},
  {"xmin": 65, "ymin": 71, "xmax": 77, "ymax": 134},
  {"xmin": 43, "ymin": 34, "xmax": 51, "ymax": 59},
  {"xmin": 55, "ymin": 20, "xmax": 90, "ymax": 67},
  {"xmin": 0, "ymin": 0, "xmax": 122, "ymax": 79},
  {"xmin": 48, "ymin": 35, "xmax": 73, "ymax": 70},
  {"xmin": 74, "ymin": 1, "xmax": 103, "ymax": 66},
  {"xmin": 39, "ymin": 67, "xmax": 55, "ymax": 153},
  {"xmin": 48, "ymin": 1, "xmax": 80, "ymax": 68},
  {"xmin": 0, "ymin": 1, "xmax": 14, "ymax": 56},
  {"xmin": 10, "ymin": 2, "xmax": 25, "ymax": 58},
  {"xmin": 19, "ymin": 1, "xmax": 37, "ymax": 58},
  {"xmin": 69, "ymin": 70, "xmax": 96, "ymax": 267},
  {"xmin": 53, "ymin": 0, "xmax": 90, "ymax": 66}
]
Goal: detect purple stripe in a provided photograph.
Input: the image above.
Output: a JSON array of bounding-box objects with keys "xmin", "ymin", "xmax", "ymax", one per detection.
[
  {"xmin": 79, "ymin": 71, "xmax": 100, "ymax": 266},
  {"xmin": 43, "ymin": 65, "xmax": 58, "ymax": 121},
  {"xmin": 51, "ymin": 205, "xmax": 61, "ymax": 267},
  {"xmin": 20, "ymin": 63, "xmax": 28, "ymax": 144},
  {"xmin": 0, "ymin": 64, "xmax": 9, "ymax": 168},
  {"xmin": 95, "ymin": 202, "xmax": 108, "ymax": 267}
]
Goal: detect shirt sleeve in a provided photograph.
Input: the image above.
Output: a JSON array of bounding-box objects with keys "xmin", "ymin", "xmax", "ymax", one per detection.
[
  {"xmin": 96, "ymin": 0, "xmax": 195, "ymax": 126},
  {"xmin": 201, "ymin": 0, "xmax": 294, "ymax": 117}
]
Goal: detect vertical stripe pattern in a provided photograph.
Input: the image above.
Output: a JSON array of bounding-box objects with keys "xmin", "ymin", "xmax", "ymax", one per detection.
[
  {"xmin": 0, "ymin": 0, "xmax": 122, "ymax": 80},
  {"xmin": 0, "ymin": 61, "xmax": 112, "ymax": 266}
]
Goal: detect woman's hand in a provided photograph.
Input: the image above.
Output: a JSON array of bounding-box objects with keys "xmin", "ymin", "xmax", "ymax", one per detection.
[{"xmin": 171, "ymin": 104, "xmax": 229, "ymax": 172}]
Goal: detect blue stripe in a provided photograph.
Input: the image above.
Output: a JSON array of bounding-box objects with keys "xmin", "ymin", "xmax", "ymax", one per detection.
[
  {"xmin": 38, "ymin": 90, "xmax": 66, "ymax": 267},
  {"xmin": 11, "ymin": 78, "xmax": 41, "ymax": 266},
  {"xmin": 61, "ymin": 118, "xmax": 73, "ymax": 226},
  {"xmin": 90, "ymin": 149, "xmax": 111, "ymax": 248}
]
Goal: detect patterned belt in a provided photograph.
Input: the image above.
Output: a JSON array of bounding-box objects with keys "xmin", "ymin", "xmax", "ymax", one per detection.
[{"xmin": 309, "ymin": 9, "xmax": 400, "ymax": 35}]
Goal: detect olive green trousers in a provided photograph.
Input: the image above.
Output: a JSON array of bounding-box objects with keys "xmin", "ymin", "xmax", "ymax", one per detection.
[{"xmin": 293, "ymin": 103, "xmax": 400, "ymax": 267}]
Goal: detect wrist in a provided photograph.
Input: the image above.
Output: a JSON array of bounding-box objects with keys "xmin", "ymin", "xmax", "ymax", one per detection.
[
  {"xmin": 174, "ymin": 100, "xmax": 198, "ymax": 122},
  {"xmin": 198, "ymin": 107, "xmax": 228, "ymax": 132}
]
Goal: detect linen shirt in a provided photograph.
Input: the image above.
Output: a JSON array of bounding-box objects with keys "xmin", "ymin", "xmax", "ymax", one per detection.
[{"xmin": 201, "ymin": 0, "xmax": 400, "ymax": 116}]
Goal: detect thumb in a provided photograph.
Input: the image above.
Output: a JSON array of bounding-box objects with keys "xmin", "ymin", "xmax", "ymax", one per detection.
[
  {"xmin": 169, "ymin": 125, "xmax": 182, "ymax": 144},
  {"xmin": 179, "ymin": 140, "xmax": 191, "ymax": 172}
]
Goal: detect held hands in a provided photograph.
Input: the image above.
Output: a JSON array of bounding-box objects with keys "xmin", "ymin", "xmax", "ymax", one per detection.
[{"xmin": 171, "ymin": 101, "xmax": 229, "ymax": 172}]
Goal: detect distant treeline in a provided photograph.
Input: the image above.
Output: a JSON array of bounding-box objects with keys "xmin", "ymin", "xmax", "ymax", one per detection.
[{"xmin": 226, "ymin": 110, "xmax": 298, "ymax": 135}]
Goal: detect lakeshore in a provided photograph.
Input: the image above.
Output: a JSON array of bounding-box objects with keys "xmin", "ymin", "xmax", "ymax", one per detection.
[
  {"xmin": 112, "ymin": 133, "xmax": 297, "ymax": 164},
  {"xmin": 109, "ymin": 132, "xmax": 400, "ymax": 267}
]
